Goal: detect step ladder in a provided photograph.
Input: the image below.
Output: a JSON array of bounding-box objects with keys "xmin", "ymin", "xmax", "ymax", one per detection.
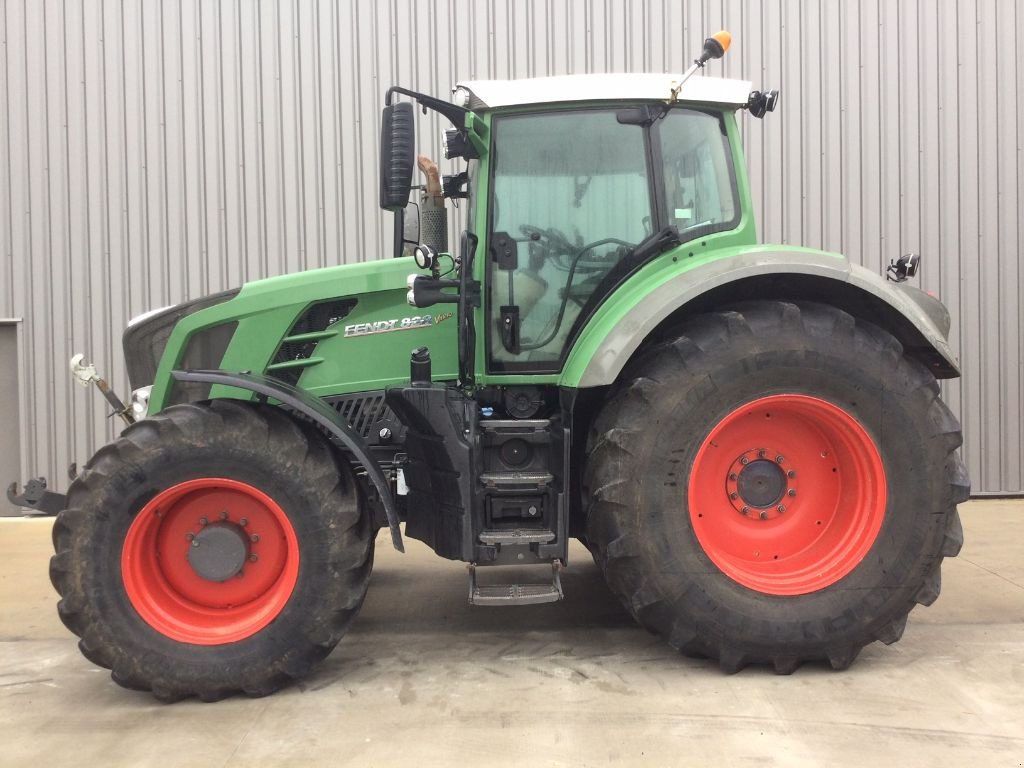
[{"xmin": 468, "ymin": 560, "xmax": 564, "ymax": 606}]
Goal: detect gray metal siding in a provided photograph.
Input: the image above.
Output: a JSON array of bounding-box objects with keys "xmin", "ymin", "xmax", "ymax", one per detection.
[{"xmin": 0, "ymin": 0, "xmax": 1020, "ymax": 494}]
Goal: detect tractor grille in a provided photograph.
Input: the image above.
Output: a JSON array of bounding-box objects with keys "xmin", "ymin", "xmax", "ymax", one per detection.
[{"xmin": 266, "ymin": 299, "xmax": 357, "ymax": 386}]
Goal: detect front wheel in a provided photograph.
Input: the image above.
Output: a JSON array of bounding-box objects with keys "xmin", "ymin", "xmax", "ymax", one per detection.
[
  {"xmin": 584, "ymin": 301, "xmax": 969, "ymax": 673},
  {"xmin": 50, "ymin": 400, "xmax": 373, "ymax": 701}
]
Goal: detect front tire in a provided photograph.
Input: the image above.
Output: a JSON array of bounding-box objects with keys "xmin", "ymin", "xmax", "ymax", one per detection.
[
  {"xmin": 50, "ymin": 400, "xmax": 373, "ymax": 701},
  {"xmin": 584, "ymin": 301, "xmax": 968, "ymax": 673}
]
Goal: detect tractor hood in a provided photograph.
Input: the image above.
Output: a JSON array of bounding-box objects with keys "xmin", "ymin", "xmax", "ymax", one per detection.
[{"xmin": 145, "ymin": 258, "xmax": 459, "ymax": 414}]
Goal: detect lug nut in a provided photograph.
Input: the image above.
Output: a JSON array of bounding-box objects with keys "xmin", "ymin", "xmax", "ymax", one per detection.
[
  {"xmin": 777, "ymin": 504, "xmax": 786, "ymax": 513},
  {"xmin": 219, "ymin": 510, "xmax": 229, "ymax": 520},
  {"xmin": 191, "ymin": 540, "xmax": 200, "ymax": 548},
  {"xmin": 249, "ymin": 553, "xmax": 259, "ymax": 563},
  {"xmin": 759, "ymin": 511, "xmax": 768, "ymax": 520},
  {"xmin": 776, "ymin": 455, "xmax": 785, "ymax": 464},
  {"xmin": 185, "ymin": 532, "xmax": 195, "ymax": 541},
  {"xmin": 728, "ymin": 473, "xmax": 738, "ymax": 481},
  {"xmin": 741, "ymin": 506, "xmax": 750, "ymax": 515},
  {"xmin": 239, "ymin": 517, "xmax": 249, "ymax": 527},
  {"xmin": 250, "ymin": 533, "xmax": 260, "ymax": 543},
  {"xmin": 729, "ymin": 492, "xmax": 739, "ymax": 500},
  {"xmin": 787, "ymin": 470, "xmax": 796, "ymax": 479},
  {"xmin": 198, "ymin": 517, "xmax": 208, "ymax": 526},
  {"xmin": 788, "ymin": 489, "xmax": 797, "ymax": 497},
  {"xmin": 740, "ymin": 457, "xmax": 749, "ymax": 465},
  {"xmin": 758, "ymin": 449, "xmax": 766, "ymax": 458}
]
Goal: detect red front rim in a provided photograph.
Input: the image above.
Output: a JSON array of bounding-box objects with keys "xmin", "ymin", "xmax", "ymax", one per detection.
[
  {"xmin": 688, "ymin": 394, "xmax": 887, "ymax": 596},
  {"xmin": 121, "ymin": 478, "xmax": 300, "ymax": 645}
]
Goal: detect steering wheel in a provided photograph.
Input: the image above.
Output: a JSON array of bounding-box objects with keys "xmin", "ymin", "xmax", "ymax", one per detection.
[{"xmin": 518, "ymin": 225, "xmax": 578, "ymax": 269}]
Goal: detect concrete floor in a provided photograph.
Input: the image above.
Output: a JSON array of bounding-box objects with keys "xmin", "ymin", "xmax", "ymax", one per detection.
[{"xmin": 1, "ymin": 500, "xmax": 1023, "ymax": 767}]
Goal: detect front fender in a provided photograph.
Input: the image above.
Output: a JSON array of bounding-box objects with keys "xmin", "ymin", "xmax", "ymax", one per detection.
[
  {"xmin": 171, "ymin": 369, "xmax": 404, "ymax": 552},
  {"xmin": 561, "ymin": 246, "xmax": 960, "ymax": 389}
]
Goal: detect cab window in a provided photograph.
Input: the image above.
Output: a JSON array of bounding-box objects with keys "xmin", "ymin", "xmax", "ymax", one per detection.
[{"xmin": 488, "ymin": 110, "xmax": 651, "ymax": 369}]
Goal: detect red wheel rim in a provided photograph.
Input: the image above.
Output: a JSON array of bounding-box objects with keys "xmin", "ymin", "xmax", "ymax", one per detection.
[
  {"xmin": 121, "ymin": 478, "xmax": 300, "ymax": 644},
  {"xmin": 688, "ymin": 394, "xmax": 886, "ymax": 595}
]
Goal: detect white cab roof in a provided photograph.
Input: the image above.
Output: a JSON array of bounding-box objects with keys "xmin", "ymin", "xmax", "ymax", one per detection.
[{"xmin": 456, "ymin": 73, "xmax": 752, "ymax": 111}]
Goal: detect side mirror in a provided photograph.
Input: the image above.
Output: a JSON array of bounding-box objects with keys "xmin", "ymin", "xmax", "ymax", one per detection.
[{"xmin": 379, "ymin": 102, "xmax": 415, "ymax": 211}]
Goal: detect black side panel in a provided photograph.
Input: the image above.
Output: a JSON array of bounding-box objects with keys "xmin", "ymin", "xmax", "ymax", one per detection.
[{"xmin": 386, "ymin": 385, "xmax": 477, "ymax": 561}]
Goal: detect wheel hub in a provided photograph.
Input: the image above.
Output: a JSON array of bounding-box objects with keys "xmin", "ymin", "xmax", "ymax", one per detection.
[
  {"xmin": 689, "ymin": 395, "xmax": 887, "ymax": 595},
  {"xmin": 187, "ymin": 522, "xmax": 250, "ymax": 582},
  {"xmin": 725, "ymin": 449, "xmax": 796, "ymax": 519},
  {"xmin": 122, "ymin": 477, "xmax": 299, "ymax": 645}
]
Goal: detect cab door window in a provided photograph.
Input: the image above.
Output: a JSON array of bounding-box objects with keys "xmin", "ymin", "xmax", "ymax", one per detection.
[{"xmin": 488, "ymin": 110, "xmax": 652, "ymax": 370}]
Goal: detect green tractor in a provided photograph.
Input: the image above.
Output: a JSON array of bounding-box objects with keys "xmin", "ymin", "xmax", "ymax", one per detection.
[{"xmin": 50, "ymin": 33, "xmax": 968, "ymax": 701}]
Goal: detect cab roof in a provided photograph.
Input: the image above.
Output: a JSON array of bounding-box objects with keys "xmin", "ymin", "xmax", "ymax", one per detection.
[{"xmin": 455, "ymin": 73, "xmax": 752, "ymax": 111}]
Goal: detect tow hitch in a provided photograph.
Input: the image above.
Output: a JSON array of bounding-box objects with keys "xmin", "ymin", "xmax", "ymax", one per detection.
[
  {"xmin": 6, "ymin": 477, "xmax": 66, "ymax": 515},
  {"xmin": 6, "ymin": 355, "xmax": 135, "ymax": 516}
]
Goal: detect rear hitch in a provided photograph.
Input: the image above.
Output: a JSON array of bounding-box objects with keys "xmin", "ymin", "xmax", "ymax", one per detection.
[{"xmin": 6, "ymin": 477, "xmax": 66, "ymax": 516}]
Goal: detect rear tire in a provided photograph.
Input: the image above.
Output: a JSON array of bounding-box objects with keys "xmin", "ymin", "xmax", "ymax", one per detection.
[
  {"xmin": 50, "ymin": 400, "xmax": 373, "ymax": 700},
  {"xmin": 583, "ymin": 301, "xmax": 968, "ymax": 673}
]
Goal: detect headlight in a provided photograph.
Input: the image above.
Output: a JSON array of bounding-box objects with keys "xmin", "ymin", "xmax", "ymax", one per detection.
[{"xmin": 129, "ymin": 385, "xmax": 153, "ymax": 421}]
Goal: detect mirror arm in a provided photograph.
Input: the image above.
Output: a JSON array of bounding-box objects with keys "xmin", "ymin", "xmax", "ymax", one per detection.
[{"xmin": 385, "ymin": 86, "xmax": 469, "ymax": 130}]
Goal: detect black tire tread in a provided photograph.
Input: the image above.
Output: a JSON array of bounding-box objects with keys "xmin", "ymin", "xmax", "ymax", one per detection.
[
  {"xmin": 584, "ymin": 300, "xmax": 967, "ymax": 674},
  {"xmin": 50, "ymin": 401, "xmax": 372, "ymax": 701}
]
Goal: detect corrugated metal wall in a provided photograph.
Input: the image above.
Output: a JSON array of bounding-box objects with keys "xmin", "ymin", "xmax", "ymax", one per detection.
[{"xmin": 1, "ymin": 0, "xmax": 1021, "ymax": 494}]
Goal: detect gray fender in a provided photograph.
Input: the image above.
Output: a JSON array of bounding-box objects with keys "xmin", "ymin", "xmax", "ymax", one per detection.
[
  {"xmin": 171, "ymin": 369, "xmax": 404, "ymax": 552},
  {"xmin": 576, "ymin": 249, "xmax": 960, "ymax": 388}
]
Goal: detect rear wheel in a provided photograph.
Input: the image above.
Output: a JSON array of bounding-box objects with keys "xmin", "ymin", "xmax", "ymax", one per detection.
[
  {"xmin": 584, "ymin": 301, "xmax": 968, "ymax": 673},
  {"xmin": 50, "ymin": 400, "xmax": 373, "ymax": 701}
]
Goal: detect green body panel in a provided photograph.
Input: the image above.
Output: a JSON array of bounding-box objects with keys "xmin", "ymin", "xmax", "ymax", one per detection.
[{"xmin": 148, "ymin": 257, "xmax": 458, "ymax": 414}]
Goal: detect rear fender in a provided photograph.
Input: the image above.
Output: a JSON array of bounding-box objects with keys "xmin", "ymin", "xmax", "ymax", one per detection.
[{"xmin": 562, "ymin": 248, "xmax": 960, "ymax": 389}]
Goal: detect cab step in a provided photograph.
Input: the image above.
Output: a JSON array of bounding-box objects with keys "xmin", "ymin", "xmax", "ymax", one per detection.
[
  {"xmin": 479, "ymin": 529, "xmax": 556, "ymax": 545},
  {"xmin": 468, "ymin": 561, "xmax": 564, "ymax": 606}
]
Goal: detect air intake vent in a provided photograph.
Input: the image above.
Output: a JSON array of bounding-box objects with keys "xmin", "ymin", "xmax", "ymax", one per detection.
[
  {"xmin": 267, "ymin": 299, "xmax": 357, "ymax": 386},
  {"xmin": 325, "ymin": 391, "xmax": 404, "ymax": 442}
]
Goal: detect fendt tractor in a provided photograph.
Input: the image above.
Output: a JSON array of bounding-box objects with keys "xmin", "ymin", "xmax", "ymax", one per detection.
[{"xmin": 41, "ymin": 32, "xmax": 968, "ymax": 701}]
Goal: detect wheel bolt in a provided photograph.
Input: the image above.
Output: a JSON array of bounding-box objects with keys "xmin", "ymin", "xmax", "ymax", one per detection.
[
  {"xmin": 787, "ymin": 470, "xmax": 796, "ymax": 479},
  {"xmin": 219, "ymin": 510, "xmax": 228, "ymax": 520},
  {"xmin": 777, "ymin": 504, "xmax": 786, "ymax": 513},
  {"xmin": 740, "ymin": 457, "xmax": 749, "ymax": 465},
  {"xmin": 249, "ymin": 553, "xmax": 259, "ymax": 563},
  {"xmin": 788, "ymin": 489, "xmax": 797, "ymax": 497},
  {"xmin": 729, "ymin": 492, "xmax": 738, "ymax": 500},
  {"xmin": 239, "ymin": 517, "xmax": 249, "ymax": 527},
  {"xmin": 776, "ymin": 455, "xmax": 785, "ymax": 464},
  {"xmin": 185, "ymin": 532, "xmax": 195, "ymax": 541},
  {"xmin": 758, "ymin": 449, "xmax": 766, "ymax": 458},
  {"xmin": 250, "ymin": 533, "xmax": 260, "ymax": 543},
  {"xmin": 728, "ymin": 473, "xmax": 738, "ymax": 481},
  {"xmin": 759, "ymin": 511, "xmax": 768, "ymax": 520},
  {"xmin": 741, "ymin": 506, "xmax": 750, "ymax": 515},
  {"xmin": 198, "ymin": 517, "xmax": 208, "ymax": 526}
]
